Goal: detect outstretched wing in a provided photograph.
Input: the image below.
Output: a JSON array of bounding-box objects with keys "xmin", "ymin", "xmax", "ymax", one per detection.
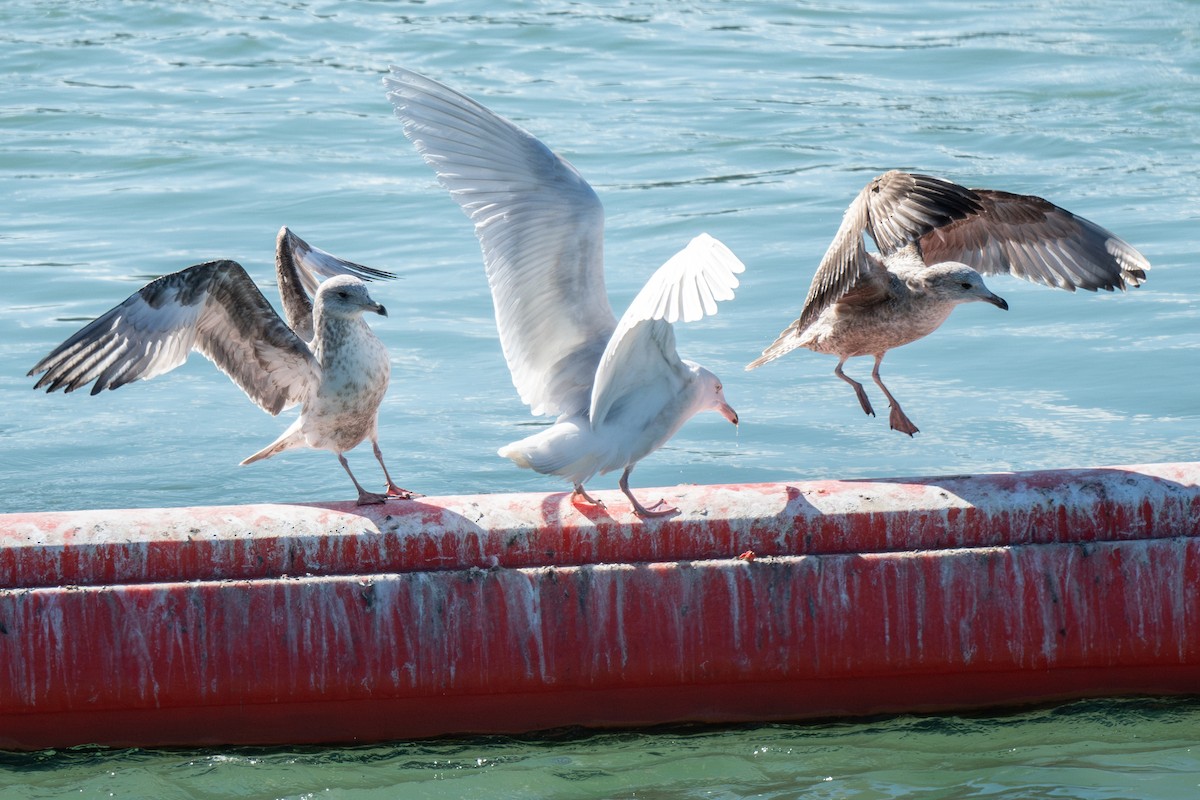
[
  {"xmin": 385, "ymin": 67, "xmax": 617, "ymax": 418},
  {"xmin": 275, "ymin": 226, "xmax": 396, "ymax": 342},
  {"xmin": 589, "ymin": 234, "xmax": 744, "ymax": 428},
  {"xmin": 794, "ymin": 170, "xmax": 982, "ymax": 335},
  {"xmin": 918, "ymin": 189, "xmax": 1150, "ymax": 291},
  {"xmin": 747, "ymin": 171, "xmax": 980, "ymax": 370},
  {"xmin": 29, "ymin": 260, "xmax": 319, "ymax": 415}
]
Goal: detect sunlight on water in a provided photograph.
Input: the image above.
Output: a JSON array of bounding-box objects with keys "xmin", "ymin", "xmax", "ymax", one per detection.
[
  {"xmin": 4, "ymin": 0, "xmax": 1196, "ymax": 513},
  {"xmin": 2, "ymin": 0, "xmax": 1198, "ymax": 795}
]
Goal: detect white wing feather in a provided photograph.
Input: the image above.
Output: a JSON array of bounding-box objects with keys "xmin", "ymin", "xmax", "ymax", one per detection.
[
  {"xmin": 589, "ymin": 234, "xmax": 744, "ymax": 428},
  {"xmin": 385, "ymin": 67, "xmax": 617, "ymax": 418}
]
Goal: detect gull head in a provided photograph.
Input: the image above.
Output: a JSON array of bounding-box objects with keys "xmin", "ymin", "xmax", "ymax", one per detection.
[
  {"xmin": 316, "ymin": 275, "xmax": 388, "ymax": 319},
  {"xmin": 692, "ymin": 364, "xmax": 739, "ymax": 426},
  {"xmin": 922, "ymin": 262, "xmax": 1009, "ymax": 311}
]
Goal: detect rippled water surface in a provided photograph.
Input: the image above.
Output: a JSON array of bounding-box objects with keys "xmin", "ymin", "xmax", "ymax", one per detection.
[
  {"xmin": 2, "ymin": 0, "xmax": 1198, "ymax": 796},
  {"xmin": 2, "ymin": 699, "xmax": 1199, "ymax": 799}
]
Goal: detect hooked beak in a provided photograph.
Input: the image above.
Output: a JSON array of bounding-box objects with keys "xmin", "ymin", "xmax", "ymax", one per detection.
[
  {"xmin": 986, "ymin": 293, "xmax": 1009, "ymax": 311},
  {"xmin": 717, "ymin": 401, "xmax": 739, "ymax": 426},
  {"xmin": 371, "ymin": 302, "xmax": 388, "ymax": 317}
]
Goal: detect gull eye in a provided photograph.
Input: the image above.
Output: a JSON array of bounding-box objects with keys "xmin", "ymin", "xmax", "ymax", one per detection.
[{"xmin": 960, "ymin": 282, "xmax": 972, "ymax": 290}]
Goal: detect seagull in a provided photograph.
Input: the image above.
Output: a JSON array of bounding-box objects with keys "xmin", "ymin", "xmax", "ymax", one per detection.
[
  {"xmin": 29, "ymin": 227, "xmax": 417, "ymax": 505},
  {"xmin": 747, "ymin": 170, "xmax": 1150, "ymax": 435},
  {"xmin": 384, "ymin": 67, "xmax": 743, "ymax": 518}
]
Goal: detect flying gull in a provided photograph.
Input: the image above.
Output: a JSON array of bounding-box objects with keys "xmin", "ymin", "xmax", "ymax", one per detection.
[
  {"xmin": 747, "ymin": 170, "xmax": 1150, "ymax": 435},
  {"xmin": 29, "ymin": 227, "xmax": 417, "ymax": 505},
  {"xmin": 384, "ymin": 67, "xmax": 743, "ymax": 517}
]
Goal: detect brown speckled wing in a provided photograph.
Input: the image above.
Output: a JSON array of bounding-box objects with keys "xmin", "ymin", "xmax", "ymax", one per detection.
[
  {"xmin": 796, "ymin": 171, "xmax": 982, "ymax": 334},
  {"xmin": 276, "ymin": 227, "xmax": 396, "ymax": 342},
  {"xmin": 748, "ymin": 171, "xmax": 982, "ymax": 370},
  {"xmin": 919, "ymin": 189, "xmax": 1150, "ymax": 291},
  {"xmin": 29, "ymin": 260, "xmax": 318, "ymax": 415}
]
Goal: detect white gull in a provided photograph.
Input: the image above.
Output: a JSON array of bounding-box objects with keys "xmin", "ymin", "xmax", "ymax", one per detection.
[
  {"xmin": 29, "ymin": 227, "xmax": 416, "ymax": 505},
  {"xmin": 384, "ymin": 67, "xmax": 743, "ymax": 517},
  {"xmin": 748, "ymin": 170, "xmax": 1150, "ymax": 435}
]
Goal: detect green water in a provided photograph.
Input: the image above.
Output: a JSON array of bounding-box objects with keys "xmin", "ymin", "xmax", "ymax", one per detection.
[
  {"xmin": 2, "ymin": 700, "xmax": 1199, "ymax": 798},
  {"xmin": 2, "ymin": 0, "xmax": 1199, "ymax": 795}
]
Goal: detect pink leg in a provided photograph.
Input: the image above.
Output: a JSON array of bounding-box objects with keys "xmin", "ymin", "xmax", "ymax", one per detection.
[
  {"xmin": 620, "ymin": 467, "xmax": 677, "ymax": 518},
  {"xmin": 571, "ymin": 483, "xmax": 606, "ymax": 509},
  {"xmin": 339, "ymin": 453, "xmax": 388, "ymax": 505},
  {"xmin": 373, "ymin": 441, "xmax": 420, "ymax": 500},
  {"xmin": 835, "ymin": 358, "xmax": 875, "ymax": 417},
  {"xmin": 870, "ymin": 355, "xmax": 919, "ymax": 436}
]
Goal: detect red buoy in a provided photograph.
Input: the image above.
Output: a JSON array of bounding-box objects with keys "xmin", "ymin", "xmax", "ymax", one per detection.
[{"xmin": 1, "ymin": 462, "xmax": 1198, "ymax": 750}]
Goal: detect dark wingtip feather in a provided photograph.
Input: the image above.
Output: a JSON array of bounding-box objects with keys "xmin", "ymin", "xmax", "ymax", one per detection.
[
  {"xmin": 345, "ymin": 261, "xmax": 398, "ymax": 282},
  {"xmin": 284, "ymin": 227, "xmax": 398, "ymax": 282}
]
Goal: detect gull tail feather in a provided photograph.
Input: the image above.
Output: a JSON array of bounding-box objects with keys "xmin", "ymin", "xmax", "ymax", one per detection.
[
  {"xmin": 498, "ymin": 422, "xmax": 606, "ymax": 484},
  {"xmin": 241, "ymin": 418, "xmax": 307, "ymax": 465},
  {"xmin": 746, "ymin": 329, "xmax": 804, "ymax": 370}
]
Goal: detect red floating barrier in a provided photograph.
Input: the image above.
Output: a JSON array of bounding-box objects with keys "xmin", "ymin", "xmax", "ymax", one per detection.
[{"xmin": 1, "ymin": 462, "xmax": 1198, "ymax": 750}]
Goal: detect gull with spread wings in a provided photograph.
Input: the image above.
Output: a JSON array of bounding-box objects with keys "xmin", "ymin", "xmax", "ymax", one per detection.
[
  {"xmin": 384, "ymin": 68, "xmax": 743, "ymax": 518},
  {"xmin": 748, "ymin": 170, "xmax": 1149, "ymax": 435},
  {"xmin": 29, "ymin": 227, "xmax": 417, "ymax": 505}
]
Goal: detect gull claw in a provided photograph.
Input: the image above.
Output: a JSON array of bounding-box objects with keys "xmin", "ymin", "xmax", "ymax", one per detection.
[
  {"xmin": 355, "ymin": 490, "xmax": 390, "ymax": 506},
  {"xmin": 633, "ymin": 499, "xmax": 678, "ymax": 518},
  {"xmin": 571, "ymin": 485, "xmax": 607, "ymax": 509},
  {"xmin": 888, "ymin": 406, "xmax": 920, "ymax": 437}
]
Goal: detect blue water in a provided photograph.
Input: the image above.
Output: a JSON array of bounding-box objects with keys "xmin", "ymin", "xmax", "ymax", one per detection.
[{"xmin": 2, "ymin": 0, "xmax": 1199, "ymax": 795}]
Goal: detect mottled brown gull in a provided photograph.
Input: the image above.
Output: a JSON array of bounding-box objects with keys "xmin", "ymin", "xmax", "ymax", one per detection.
[
  {"xmin": 384, "ymin": 67, "xmax": 742, "ymax": 518},
  {"xmin": 29, "ymin": 227, "xmax": 416, "ymax": 505},
  {"xmin": 747, "ymin": 170, "xmax": 1151, "ymax": 435}
]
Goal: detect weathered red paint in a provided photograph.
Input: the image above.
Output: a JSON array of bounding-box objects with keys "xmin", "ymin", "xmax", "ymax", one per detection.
[{"xmin": 1, "ymin": 462, "xmax": 1198, "ymax": 750}]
